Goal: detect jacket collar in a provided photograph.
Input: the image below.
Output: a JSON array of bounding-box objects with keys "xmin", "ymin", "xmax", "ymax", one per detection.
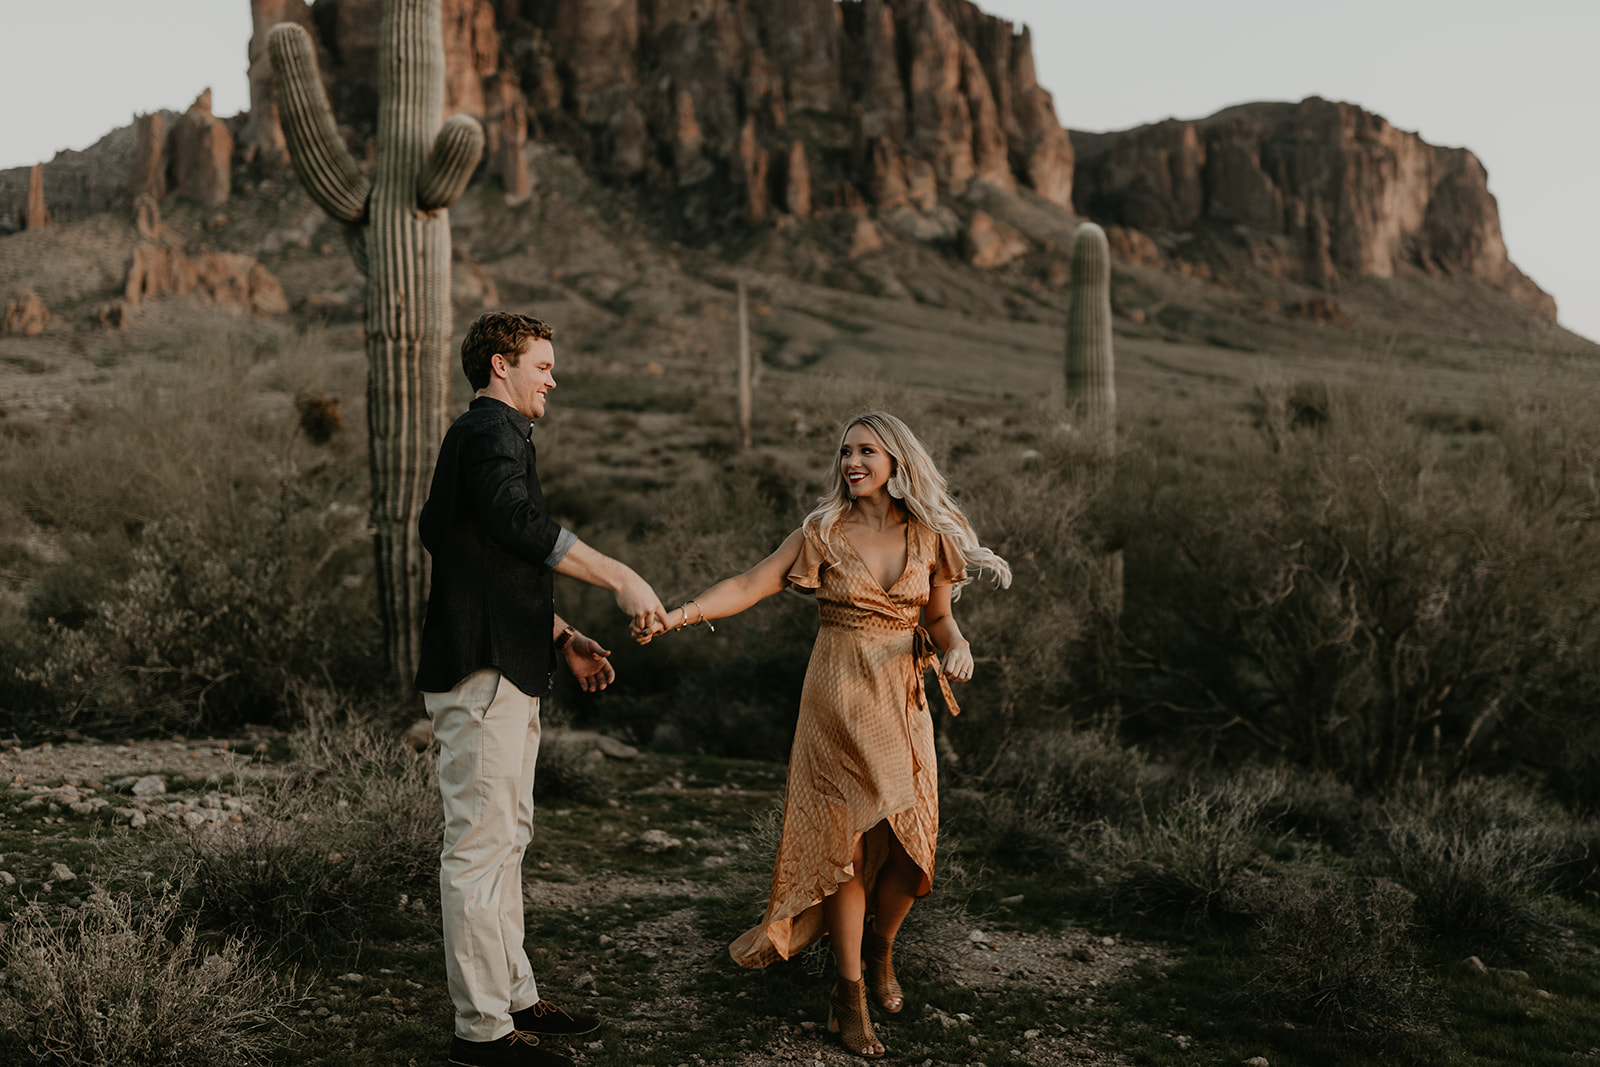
[{"xmin": 471, "ymin": 395, "xmax": 533, "ymax": 440}]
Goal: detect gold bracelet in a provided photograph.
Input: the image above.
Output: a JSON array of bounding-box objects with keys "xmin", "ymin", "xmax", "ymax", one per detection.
[{"xmin": 687, "ymin": 599, "xmax": 715, "ymax": 633}]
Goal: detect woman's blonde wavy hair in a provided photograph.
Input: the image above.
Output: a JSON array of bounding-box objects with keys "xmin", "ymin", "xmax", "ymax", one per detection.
[{"xmin": 801, "ymin": 411, "xmax": 1011, "ymax": 595}]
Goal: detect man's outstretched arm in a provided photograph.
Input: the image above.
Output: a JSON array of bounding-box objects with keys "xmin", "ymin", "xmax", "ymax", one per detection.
[{"xmin": 553, "ymin": 540, "xmax": 668, "ymax": 634}]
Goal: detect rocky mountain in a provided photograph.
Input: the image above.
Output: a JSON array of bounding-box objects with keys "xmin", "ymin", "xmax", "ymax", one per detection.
[
  {"xmin": 1071, "ymin": 97, "xmax": 1554, "ymax": 318},
  {"xmin": 0, "ymin": 0, "xmax": 1575, "ymax": 375}
]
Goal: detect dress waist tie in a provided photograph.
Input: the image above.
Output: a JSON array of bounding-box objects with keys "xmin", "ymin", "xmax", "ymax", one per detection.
[{"xmin": 911, "ymin": 625, "xmax": 960, "ymax": 718}]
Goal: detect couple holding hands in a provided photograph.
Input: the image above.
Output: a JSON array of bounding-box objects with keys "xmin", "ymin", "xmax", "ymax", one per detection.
[{"xmin": 417, "ymin": 311, "xmax": 1010, "ymax": 1066}]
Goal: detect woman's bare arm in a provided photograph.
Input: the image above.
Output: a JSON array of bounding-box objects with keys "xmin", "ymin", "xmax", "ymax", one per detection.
[
  {"xmin": 642, "ymin": 528, "xmax": 808, "ymax": 640},
  {"xmin": 922, "ymin": 582, "xmax": 973, "ymax": 682}
]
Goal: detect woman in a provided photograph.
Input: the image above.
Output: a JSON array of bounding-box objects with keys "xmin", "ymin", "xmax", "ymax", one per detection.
[{"xmin": 638, "ymin": 411, "xmax": 1010, "ymax": 1058}]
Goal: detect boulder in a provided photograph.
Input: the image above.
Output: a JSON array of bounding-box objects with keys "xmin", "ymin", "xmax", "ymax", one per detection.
[
  {"xmin": 1106, "ymin": 225, "xmax": 1161, "ymax": 267},
  {"xmin": 848, "ymin": 216, "xmax": 885, "ymax": 258},
  {"xmin": 2, "ymin": 289, "xmax": 51, "ymax": 335},
  {"xmin": 169, "ymin": 90, "xmax": 234, "ymax": 208},
  {"xmin": 962, "ymin": 210, "xmax": 1027, "ymax": 269}
]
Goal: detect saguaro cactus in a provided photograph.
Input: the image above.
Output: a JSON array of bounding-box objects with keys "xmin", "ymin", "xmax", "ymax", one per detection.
[
  {"xmin": 1064, "ymin": 221, "xmax": 1116, "ymax": 448},
  {"xmin": 269, "ymin": 0, "xmax": 484, "ymax": 690}
]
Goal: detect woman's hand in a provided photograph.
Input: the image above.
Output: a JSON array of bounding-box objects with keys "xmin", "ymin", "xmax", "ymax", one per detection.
[
  {"xmin": 564, "ymin": 633, "xmax": 615, "ymax": 692},
  {"xmin": 632, "ymin": 608, "xmax": 683, "ymax": 645},
  {"xmin": 941, "ymin": 640, "xmax": 974, "ymax": 683}
]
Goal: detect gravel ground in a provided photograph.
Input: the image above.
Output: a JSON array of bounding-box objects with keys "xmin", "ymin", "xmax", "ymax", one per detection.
[{"xmin": 0, "ymin": 736, "xmax": 275, "ymax": 788}]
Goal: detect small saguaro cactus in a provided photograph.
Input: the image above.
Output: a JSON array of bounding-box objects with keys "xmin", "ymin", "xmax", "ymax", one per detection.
[
  {"xmin": 1064, "ymin": 221, "xmax": 1116, "ymax": 448},
  {"xmin": 269, "ymin": 0, "xmax": 485, "ymax": 690}
]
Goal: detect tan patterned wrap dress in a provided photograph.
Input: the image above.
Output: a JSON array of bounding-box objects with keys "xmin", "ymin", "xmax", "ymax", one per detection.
[{"xmin": 730, "ymin": 517, "xmax": 967, "ymax": 969}]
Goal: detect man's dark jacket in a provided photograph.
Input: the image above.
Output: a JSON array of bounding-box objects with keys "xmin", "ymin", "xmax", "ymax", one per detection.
[{"xmin": 414, "ymin": 396, "xmax": 564, "ymax": 697}]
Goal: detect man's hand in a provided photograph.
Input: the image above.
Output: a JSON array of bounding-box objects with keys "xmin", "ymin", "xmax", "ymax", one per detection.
[
  {"xmin": 553, "ymin": 541, "xmax": 668, "ymax": 635},
  {"xmin": 613, "ymin": 570, "xmax": 668, "ymax": 637},
  {"xmin": 563, "ymin": 634, "xmax": 615, "ymax": 692},
  {"xmin": 631, "ymin": 608, "xmax": 680, "ymax": 645}
]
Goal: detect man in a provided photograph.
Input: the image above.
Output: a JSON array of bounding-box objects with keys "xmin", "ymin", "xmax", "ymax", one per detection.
[{"xmin": 415, "ymin": 311, "xmax": 668, "ymax": 1067}]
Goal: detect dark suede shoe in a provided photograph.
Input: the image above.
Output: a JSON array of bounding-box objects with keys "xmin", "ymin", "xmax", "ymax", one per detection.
[
  {"xmin": 511, "ymin": 999, "xmax": 601, "ymax": 1036},
  {"xmin": 447, "ymin": 1029, "xmax": 573, "ymax": 1067}
]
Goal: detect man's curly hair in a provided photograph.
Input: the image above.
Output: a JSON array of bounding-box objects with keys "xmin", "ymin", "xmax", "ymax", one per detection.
[{"xmin": 460, "ymin": 311, "xmax": 554, "ymax": 391}]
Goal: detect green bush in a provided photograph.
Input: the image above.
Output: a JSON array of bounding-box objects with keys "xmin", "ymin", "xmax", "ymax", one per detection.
[
  {"xmin": 1107, "ymin": 769, "xmax": 1286, "ymax": 924},
  {"xmin": 965, "ymin": 727, "xmax": 1147, "ymax": 866},
  {"xmin": 1108, "ymin": 378, "xmax": 1600, "ymax": 788},
  {"xmin": 0, "ymin": 881, "xmax": 293, "ymax": 1066},
  {"xmin": 1245, "ymin": 871, "xmax": 1432, "ymax": 1034},
  {"xmin": 1380, "ymin": 778, "xmax": 1559, "ymax": 946},
  {"xmin": 0, "ymin": 325, "xmax": 378, "ymax": 736},
  {"xmin": 20, "ymin": 498, "xmax": 375, "ymax": 736}
]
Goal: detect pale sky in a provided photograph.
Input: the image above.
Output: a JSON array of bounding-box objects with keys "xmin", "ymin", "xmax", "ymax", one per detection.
[{"xmin": 2, "ymin": 0, "xmax": 1594, "ymax": 342}]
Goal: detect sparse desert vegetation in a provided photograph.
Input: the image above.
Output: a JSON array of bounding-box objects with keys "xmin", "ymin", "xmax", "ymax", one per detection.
[{"xmin": 2, "ymin": 316, "xmax": 1600, "ymax": 1066}]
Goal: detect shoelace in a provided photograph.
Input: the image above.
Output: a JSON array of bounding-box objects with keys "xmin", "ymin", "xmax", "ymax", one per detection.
[
  {"xmin": 504, "ymin": 1030, "xmax": 541, "ymax": 1046},
  {"xmin": 526, "ymin": 1001, "xmax": 571, "ymax": 1020}
]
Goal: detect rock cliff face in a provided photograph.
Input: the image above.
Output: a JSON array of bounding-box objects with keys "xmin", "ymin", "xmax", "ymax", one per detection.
[
  {"xmin": 1071, "ymin": 97, "xmax": 1554, "ymax": 318},
  {"xmin": 282, "ymin": 0, "xmax": 1073, "ymax": 210}
]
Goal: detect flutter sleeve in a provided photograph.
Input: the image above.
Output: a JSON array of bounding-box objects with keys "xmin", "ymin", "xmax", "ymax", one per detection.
[
  {"xmin": 930, "ymin": 529, "xmax": 971, "ymax": 588},
  {"xmin": 785, "ymin": 525, "xmax": 829, "ymax": 593}
]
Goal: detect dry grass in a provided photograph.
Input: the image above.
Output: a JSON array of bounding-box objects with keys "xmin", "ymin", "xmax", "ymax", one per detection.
[{"xmin": 0, "ymin": 880, "xmax": 294, "ymax": 1067}]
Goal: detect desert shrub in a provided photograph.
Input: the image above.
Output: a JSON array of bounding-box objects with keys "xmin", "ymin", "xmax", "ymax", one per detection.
[
  {"xmin": 945, "ymin": 424, "xmax": 1119, "ymax": 757},
  {"xmin": 0, "ymin": 881, "xmax": 293, "ymax": 1066},
  {"xmin": 20, "ymin": 495, "xmax": 375, "ymax": 736},
  {"xmin": 1107, "ymin": 769, "xmax": 1286, "ymax": 924},
  {"xmin": 1539, "ymin": 818, "xmax": 1600, "ymax": 901},
  {"xmin": 1, "ymin": 325, "xmax": 378, "ymax": 736},
  {"xmin": 532, "ymin": 729, "xmax": 610, "ymax": 802},
  {"xmin": 1109, "ymin": 378, "xmax": 1600, "ymax": 788},
  {"xmin": 575, "ymin": 450, "xmax": 835, "ymax": 758},
  {"xmin": 1245, "ymin": 871, "xmax": 1432, "ymax": 1034},
  {"xmin": 100, "ymin": 727, "xmax": 440, "ymax": 947},
  {"xmin": 1380, "ymin": 778, "xmax": 1559, "ymax": 946},
  {"xmin": 966, "ymin": 727, "xmax": 1147, "ymax": 866},
  {"xmin": 1269, "ymin": 770, "xmax": 1369, "ymax": 853}
]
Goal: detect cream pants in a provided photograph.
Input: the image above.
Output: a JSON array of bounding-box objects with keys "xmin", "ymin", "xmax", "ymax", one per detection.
[{"xmin": 425, "ymin": 668, "xmax": 542, "ymax": 1041}]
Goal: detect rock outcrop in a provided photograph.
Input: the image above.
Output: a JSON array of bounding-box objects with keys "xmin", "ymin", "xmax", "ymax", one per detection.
[
  {"xmin": 169, "ymin": 91, "xmax": 234, "ymax": 207},
  {"xmin": 271, "ymin": 0, "xmax": 1074, "ymax": 216},
  {"xmin": 0, "ymin": 122, "xmax": 150, "ymax": 233},
  {"xmin": 962, "ymin": 209, "xmax": 1027, "ymax": 269},
  {"xmin": 24, "ymin": 165, "xmax": 49, "ymax": 229},
  {"xmin": 129, "ymin": 114, "xmax": 167, "ymax": 202},
  {"xmin": 123, "ymin": 245, "xmax": 287, "ymax": 317},
  {"xmin": 1072, "ymin": 97, "xmax": 1554, "ymax": 318},
  {"xmin": 3, "ymin": 289, "xmax": 51, "ymax": 335},
  {"xmin": 241, "ymin": 0, "xmax": 316, "ymax": 166}
]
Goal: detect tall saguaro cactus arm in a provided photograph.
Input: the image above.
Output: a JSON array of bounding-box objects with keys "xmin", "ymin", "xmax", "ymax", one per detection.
[
  {"xmin": 1065, "ymin": 221, "xmax": 1117, "ymax": 445},
  {"xmin": 418, "ymin": 115, "xmax": 486, "ymax": 211},
  {"xmin": 267, "ymin": 24, "xmax": 371, "ymax": 223}
]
